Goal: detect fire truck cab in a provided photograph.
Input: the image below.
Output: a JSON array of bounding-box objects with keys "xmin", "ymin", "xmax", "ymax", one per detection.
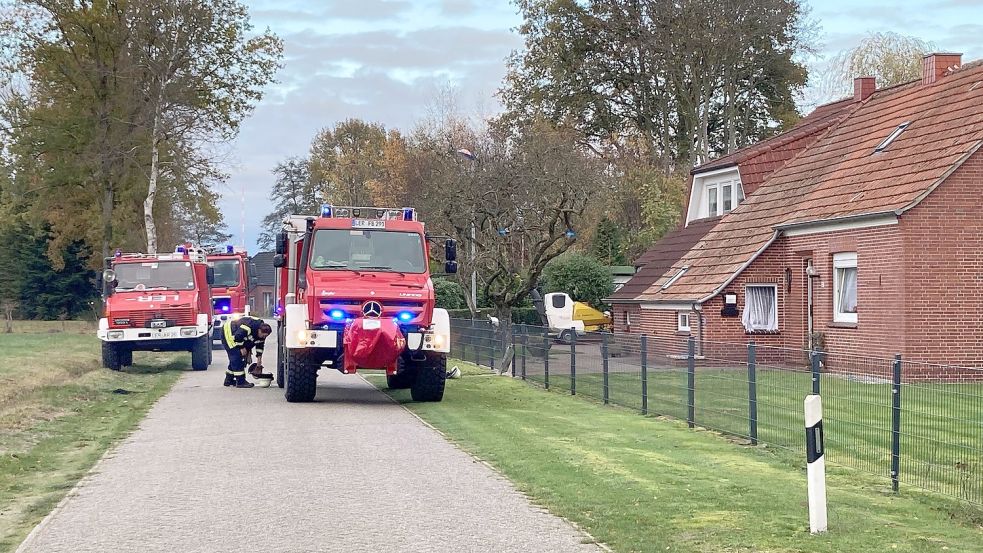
[
  {"xmin": 273, "ymin": 205, "xmax": 458, "ymax": 403},
  {"xmin": 97, "ymin": 246, "xmax": 214, "ymax": 371},
  {"xmin": 207, "ymin": 246, "xmax": 252, "ymax": 345}
]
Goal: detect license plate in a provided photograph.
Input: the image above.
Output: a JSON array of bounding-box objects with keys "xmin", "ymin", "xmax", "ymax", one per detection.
[
  {"xmin": 150, "ymin": 320, "xmax": 167, "ymax": 328},
  {"xmin": 362, "ymin": 319, "xmax": 381, "ymax": 330},
  {"xmin": 352, "ymin": 219, "xmax": 385, "ymax": 229}
]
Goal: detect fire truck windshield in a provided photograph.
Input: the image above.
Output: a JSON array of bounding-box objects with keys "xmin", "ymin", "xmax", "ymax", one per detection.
[
  {"xmin": 211, "ymin": 260, "xmax": 241, "ymax": 287},
  {"xmin": 310, "ymin": 229, "xmax": 426, "ymax": 274},
  {"xmin": 114, "ymin": 261, "xmax": 196, "ymax": 291}
]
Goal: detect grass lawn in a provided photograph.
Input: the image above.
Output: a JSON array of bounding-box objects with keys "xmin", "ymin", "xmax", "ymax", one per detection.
[
  {"xmin": 370, "ymin": 361, "xmax": 983, "ymax": 553},
  {"xmin": 0, "ymin": 322, "xmax": 184, "ymax": 551},
  {"xmin": 524, "ymin": 367, "xmax": 983, "ymax": 505}
]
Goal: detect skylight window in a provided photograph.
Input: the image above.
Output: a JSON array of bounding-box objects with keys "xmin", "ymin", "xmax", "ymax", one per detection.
[
  {"xmin": 662, "ymin": 266, "xmax": 689, "ymax": 290},
  {"xmin": 873, "ymin": 122, "xmax": 910, "ymax": 153}
]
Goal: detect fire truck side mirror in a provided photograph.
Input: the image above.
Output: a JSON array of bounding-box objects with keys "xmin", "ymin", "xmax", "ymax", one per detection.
[
  {"xmin": 275, "ymin": 232, "xmax": 288, "ymax": 255},
  {"xmin": 272, "ymin": 254, "xmax": 285, "ymax": 268},
  {"xmin": 445, "ymin": 261, "xmax": 458, "ymax": 274},
  {"xmin": 445, "ymin": 239, "xmax": 457, "ymax": 262},
  {"xmin": 206, "ymin": 267, "xmax": 215, "ymax": 285}
]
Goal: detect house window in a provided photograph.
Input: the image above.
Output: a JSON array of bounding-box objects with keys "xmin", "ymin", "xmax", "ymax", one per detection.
[
  {"xmin": 833, "ymin": 253, "xmax": 858, "ymax": 323},
  {"xmin": 678, "ymin": 312, "xmax": 691, "ymax": 332},
  {"xmin": 624, "ymin": 311, "xmax": 631, "ymax": 327},
  {"xmin": 874, "ymin": 122, "xmax": 910, "ymax": 153},
  {"xmin": 742, "ymin": 285, "xmax": 778, "ymax": 332},
  {"xmin": 722, "ymin": 184, "xmax": 733, "ymax": 212},
  {"xmin": 707, "ymin": 187, "xmax": 718, "ymax": 216},
  {"xmin": 661, "ymin": 266, "xmax": 689, "ymax": 290}
]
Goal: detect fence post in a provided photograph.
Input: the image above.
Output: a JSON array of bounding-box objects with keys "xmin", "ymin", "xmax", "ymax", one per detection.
[
  {"xmin": 687, "ymin": 336, "xmax": 696, "ymax": 429},
  {"xmin": 602, "ymin": 332, "xmax": 610, "ymax": 405},
  {"xmin": 490, "ymin": 324, "xmax": 496, "ymax": 372},
  {"xmin": 811, "ymin": 350, "xmax": 821, "ymax": 395},
  {"xmin": 511, "ymin": 324, "xmax": 517, "ymax": 378},
  {"xmin": 521, "ymin": 325, "xmax": 527, "ymax": 380},
  {"xmin": 748, "ymin": 341, "xmax": 758, "ymax": 446},
  {"xmin": 891, "ymin": 354, "xmax": 902, "ymax": 493},
  {"xmin": 640, "ymin": 335, "xmax": 648, "ymax": 415},
  {"xmin": 543, "ymin": 326, "xmax": 550, "ymax": 390},
  {"xmin": 570, "ymin": 331, "xmax": 577, "ymax": 395}
]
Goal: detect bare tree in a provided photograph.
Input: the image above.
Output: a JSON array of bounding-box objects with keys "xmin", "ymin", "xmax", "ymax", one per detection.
[{"xmin": 817, "ymin": 32, "xmax": 934, "ymax": 103}]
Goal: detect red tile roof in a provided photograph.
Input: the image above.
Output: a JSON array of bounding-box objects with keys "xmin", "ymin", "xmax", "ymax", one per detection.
[
  {"xmin": 694, "ymin": 97, "xmax": 858, "ymax": 195},
  {"xmin": 610, "ymin": 217, "xmax": 720, "ymax": 301},
  {"xmin": 640, "ymin": 61, "xmax": 983, "ymax": 303}
]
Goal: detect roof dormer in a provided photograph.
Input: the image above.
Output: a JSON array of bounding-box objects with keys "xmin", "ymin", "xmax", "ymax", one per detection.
[{"xmin": 686, "ymin": 166, "xmax": 744, "ymax": 225}]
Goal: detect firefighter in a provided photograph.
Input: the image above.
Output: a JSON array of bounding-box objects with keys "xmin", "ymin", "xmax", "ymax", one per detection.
[{"xmin": 222, "ymin": 315, "xmax": 273, "ymax": 388}]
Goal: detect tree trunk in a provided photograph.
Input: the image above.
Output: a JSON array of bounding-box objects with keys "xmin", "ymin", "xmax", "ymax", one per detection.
[
  {"xmin": 495, "ymin": 304, "xmax": 513, "ymax": 375},
  {"xmin": 144, "ymin": 111, "xmax": 161, "ymax": 254}
]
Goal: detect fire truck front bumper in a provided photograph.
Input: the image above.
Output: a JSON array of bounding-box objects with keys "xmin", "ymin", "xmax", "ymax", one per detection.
[{"xmin": 98, "ymin": 317, "xmax": 209, "ymax": 342}]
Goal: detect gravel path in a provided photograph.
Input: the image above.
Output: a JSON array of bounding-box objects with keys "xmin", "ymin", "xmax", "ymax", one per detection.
[{"xmin": 17, "ymin": 334, "xmax": 601, "ymax": 553}]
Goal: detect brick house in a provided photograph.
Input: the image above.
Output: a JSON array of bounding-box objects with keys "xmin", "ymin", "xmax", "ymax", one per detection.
[
  {"xmin": 613, "ymin": 53, "xmax": 983, "ymax": 374},
  {"xmin": 248, "ymin": 251, "xmax": 275, "ymax": 316}
]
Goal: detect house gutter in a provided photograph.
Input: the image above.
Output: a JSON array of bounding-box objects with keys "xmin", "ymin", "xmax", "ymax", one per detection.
[
  {"xmin": 697, "ymin": 230, "xmax": 781, "ymax": 304},
  {"xmin": 774, "ymin": 210, "xmax": 898, "ymax": 234}
]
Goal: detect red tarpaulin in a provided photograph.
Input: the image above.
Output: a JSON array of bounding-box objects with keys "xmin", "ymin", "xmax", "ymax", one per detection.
[{"xmin": 342, "ymin": 318, "xmax": 405, "ymax": 374}]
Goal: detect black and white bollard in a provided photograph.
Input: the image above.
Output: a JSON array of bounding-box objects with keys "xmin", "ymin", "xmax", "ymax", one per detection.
[{"xmin": 804, "ymin": 394, "xmax": 827, "ymax": 533}]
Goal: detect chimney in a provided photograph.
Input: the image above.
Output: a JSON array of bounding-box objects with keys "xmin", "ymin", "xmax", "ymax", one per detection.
[
  {"xmin": 922, "ymin": 53, "xmax": 962, "ymax": 85},
  {"xmin": 854, "ymin": 77, "xmax": 876, "ymax": 101}
]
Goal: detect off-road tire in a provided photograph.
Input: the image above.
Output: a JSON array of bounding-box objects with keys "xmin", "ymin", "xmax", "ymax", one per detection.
[
  {"xmin": 386, "ymin": 360, "xmax": 417, "ymax": 389},
  {"xmin": 410, "ymin": 355, "xmax": 446, "ymax": 402},
  {"xmin": 284, "ymin": 348, "xmax": 317, "ymax": 402},
  {"xmin": 121, "ymin": 349, "xmax": 133, "ymax": 367},
  {"xmin": 102, "ymin": 341, "xmax": 122, "ymax": 371},
  {"xmin": 276, "ymin": 327, "xmax": 286, "ymax": 388},
  {"xmin": 191, "ymin": 335, "xmax": 210, "ymax": 371}
]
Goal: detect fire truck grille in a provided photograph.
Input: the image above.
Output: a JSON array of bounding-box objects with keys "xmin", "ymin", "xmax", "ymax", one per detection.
[{"xmin": 112, "ymin": 307, "xmax": 195, "ymax": 328}]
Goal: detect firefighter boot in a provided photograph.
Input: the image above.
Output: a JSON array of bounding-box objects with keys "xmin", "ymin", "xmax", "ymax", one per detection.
[
  {"xmin": 234, "ymin": 374, "xmax": 255, "ymax": 389},
  {"xmin": 224, "ymin": 372, "xmax": 235, "ymax": 387}
]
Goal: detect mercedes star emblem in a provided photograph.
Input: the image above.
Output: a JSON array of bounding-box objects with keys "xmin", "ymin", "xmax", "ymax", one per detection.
[{"xmin": 362, "ymin": 301, "xmax": 383, "ymax": 318}]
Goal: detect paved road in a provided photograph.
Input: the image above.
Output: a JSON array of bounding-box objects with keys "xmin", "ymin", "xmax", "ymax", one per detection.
[{"xmin": 17, "ymin": 333, "xmax": 601, "ymax": 553}]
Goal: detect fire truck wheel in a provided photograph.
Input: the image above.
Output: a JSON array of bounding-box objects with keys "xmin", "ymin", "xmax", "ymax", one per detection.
[
  {"xmin": 191, "ymin": 335, "xmax": 210, "ymax": 371},
  {"xmin": 121, "ymin": 349, "xmax": 133, "ymax": 367},
  {"xmin": 386, "ymin": 362, "xmax": 417, "ymax": 389},
  {"xmin": 410, "ymin": 355, "xmax": 446, "ymax": 402},
  {"xmin": 284, "ymin": 349, "xmax": 317, "ymax": 402},
  {"xmin": 102, "ymin": 342, "xmax": 122, "ymax": 371},
  {"xmin": 276, "ymin": 345, "xmax": 286, "ymax": 388}
]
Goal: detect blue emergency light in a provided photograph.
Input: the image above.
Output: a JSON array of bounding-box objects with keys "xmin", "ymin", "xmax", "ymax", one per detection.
[
  {"xmin": 402, "ymin": 208, "xmax": 415, "ymax": 221},
  {"xmin": 176, "ymin": 246, "xmax": 187, "ymax": 254},
  {"xmin": 114, "ymin": 249, "xmax": 121, "ymax": 258},
  {"xmin": 321, "ymin": 204, "xmax": 333, "ymax": 218},
  {"xmin": 226, "ymin": 245, "xmax": 234, "ymax": 254},
  {"xmin": 397, "ymin": 311, "xmax": 413, "ymax": 322},
  {"xmin": 328, "ymin": 309, "xmax": 346, "ymax": 321}
]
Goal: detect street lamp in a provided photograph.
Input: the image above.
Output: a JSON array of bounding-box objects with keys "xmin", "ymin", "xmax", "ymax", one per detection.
[{"xmin": 455, "ymin": 148, "xmax": 478, "ymax": 313}]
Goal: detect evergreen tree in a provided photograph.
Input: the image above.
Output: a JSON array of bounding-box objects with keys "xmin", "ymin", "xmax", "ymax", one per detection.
[
  {"xmin": 258, "ymin": 157, "xmax": 320, "ymax": 249},
  {"xmin": 590, "ymin": 217, "xmax": 627, "ymax": 266}
]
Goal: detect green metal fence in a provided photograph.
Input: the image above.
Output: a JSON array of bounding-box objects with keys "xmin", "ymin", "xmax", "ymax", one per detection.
[{"xmin": 449, "ymin": 319, "xmax": 983, "ymax": 506}]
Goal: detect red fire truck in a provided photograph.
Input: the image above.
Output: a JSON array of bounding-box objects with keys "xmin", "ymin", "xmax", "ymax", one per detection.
[
  {"xmin": 207, "ymin": 246, "xmax": 252, "ymax": 345},
  {"xmin": 98, "ymin": 246, "xmax": 214, "ymax": 371},
  {"xmin": 273, "ymin": 205, "xmax": 457, "ymax": 402}
]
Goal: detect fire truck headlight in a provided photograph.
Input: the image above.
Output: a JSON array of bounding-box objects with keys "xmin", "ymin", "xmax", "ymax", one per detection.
[
  {"xmin": 180, "ymin": 327, "xmax": 198, "ymax": 337},
  {"xmin": 108, "ymin": 331, "xmax": 124, "ymax": 340},
  {"xmin": 231, "ymin": 312, "xmax": 242, "ymax": 320},
  {"xmin": 432, "ymin": 334, "xmax": 444, "ymax": 348},
  {"xmin": 297, "ymin": 330, "xmax": 308, "ymax": 342}
]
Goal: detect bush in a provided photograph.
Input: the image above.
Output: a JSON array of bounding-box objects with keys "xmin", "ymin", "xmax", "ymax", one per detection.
[
  {"xmin": 434, "ymin": 278, "xmax": 467, "ymax": 310},
  {"xmin": 541, "ymin": 252, "xmax": 614, "ymax": 310}
]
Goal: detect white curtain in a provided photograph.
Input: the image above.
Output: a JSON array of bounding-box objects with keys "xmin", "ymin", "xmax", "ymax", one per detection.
[
  {"xmin": 742, "ymin": 286, "xmax": 777, "ymax": 332},
  {"xmin": 837, "ymin": 267, "xmax": 858, "ymax": 313}
]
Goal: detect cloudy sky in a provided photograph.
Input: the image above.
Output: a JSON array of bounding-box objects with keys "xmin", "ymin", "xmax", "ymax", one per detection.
[{"xmin": 222, "ymin": 0, "xmax": 983, "ymax": 252}]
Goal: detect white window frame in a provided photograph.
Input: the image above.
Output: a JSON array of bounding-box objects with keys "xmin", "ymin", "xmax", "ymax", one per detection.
[
  {"xmin": 833, "ymin": 252, "xmax": 858, "ymax": 324},
  {"xmin": 677, "ymin": 312, "xmax": 691, "ymax": 332},
  {"xmin": 707, "ymin": 186, "xmax": 718, "ymax": 216},
  {"xmin": 722, "ymin": 183, "xmax": 733, "ymax": 213},
  {"xmin": 624, "ymin": 311, "xmax": 631, "ymax": 327},
  {"xmin": 742, "ymin": 284, "xmax": 778, "ymax": 332}
]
